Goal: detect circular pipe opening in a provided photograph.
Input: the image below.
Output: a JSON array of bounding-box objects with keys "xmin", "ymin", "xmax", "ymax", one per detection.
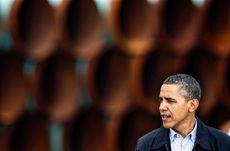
[
  {"xmin": 67, "ymin": 0, "xmax": 101, "ymax": 43},
  {"xmin": 0, "ymin": 127, "xmax": 11, "ymax": 151},
  {"xmin": 142, "ymin": 51, "xmax": 185, "ymax": 100},
  {"xmin": 163, "ymin": 0, "xmax": 196, "ymax": 37},
  {"xmin": 67, "ymin": 110, "xmax": 108, "ymax": 151},
  {"xmin": 36, "ymin": 54, "xmax": 80, "ymax": 122},
  {"xmin": 0, "ymin": 53, "xmax": 27, "ymax": 125},
  {"xmin": 118, "ymin": 110, "xmax": 161, "ymax": 151},
  {"xmin": 206, "ymin": 0, "xmax": 230, "ymax": 38},
  {"xmin": 202, "ymin": 0, "xmax": 230, "ymax": 57},
  {"xmin": 9, "ymin": 114, "xmax": 50, "ymax": 151},
  {"xmin": 160, "ymin": 0, "xmax": 208, "ymax": 55},
  {"xmin": 9, "ymin": 0, "xmax": 56, "ymax": 60},
  {"xmin": 88, "ymin": 48, "xmax": 130, "ymax": 104},
  {"xmin": 61, "ymin": 0, "xmax": 102, "ymax": 58},
  {"xmin": 208, "ymin": 103, "xmax": 230, "ymax": 128},
  {"xmin": 119, "ymin": 0, "xmax": 151, "ymax": 39},
  {"xmin": 109, "ymin": 0, "xmax": 154, "ymax": 54}
]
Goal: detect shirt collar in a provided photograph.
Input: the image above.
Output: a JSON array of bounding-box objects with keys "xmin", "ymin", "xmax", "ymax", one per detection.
[
  {"xmin": 151, "ymin": 117, "xmax": 212, "ymax": 150},
  {"xmin": 169, "ymin": 118, "xmax": 197, "ymax": 143}
]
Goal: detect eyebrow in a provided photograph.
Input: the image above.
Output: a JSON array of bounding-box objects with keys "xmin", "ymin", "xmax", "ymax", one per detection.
[
  {"xmin": 166, "ymin": 97, "xmax": 176, "ymax": 101},
  {"xmin": 159, "ymin": 97, "xmax": 176, "ymax": 102}
]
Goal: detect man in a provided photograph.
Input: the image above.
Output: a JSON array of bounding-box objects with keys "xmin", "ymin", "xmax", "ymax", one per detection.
[{"xmin": 135, "ymin": 74, "xmax": 230, "ymax": 151}]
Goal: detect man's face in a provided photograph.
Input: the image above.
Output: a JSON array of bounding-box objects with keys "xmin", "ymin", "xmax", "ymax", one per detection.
[{"xmin": 159, "ymin": 84, "xmax": 193, "ymax": 130}]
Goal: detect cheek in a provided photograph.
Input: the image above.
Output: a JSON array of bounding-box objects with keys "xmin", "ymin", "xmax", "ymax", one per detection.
[{"xmin": 170, "ymin": 104, "xmax": 189, "ymax": 118}]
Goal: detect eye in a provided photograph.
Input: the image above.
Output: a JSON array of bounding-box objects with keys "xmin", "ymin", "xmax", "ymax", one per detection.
[
  {"xmin": 167, "ymin": 98, "xmax": 176, "ymax": 103},
  {"xmin": 158, "ymin": 97, "xmax": 163, "ymax": 103}
]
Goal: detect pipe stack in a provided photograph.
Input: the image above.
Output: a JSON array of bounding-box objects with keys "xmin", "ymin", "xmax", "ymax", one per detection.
[{"xmin": 0, "ymin": 0, "xmax": 230, "ymax": 150}]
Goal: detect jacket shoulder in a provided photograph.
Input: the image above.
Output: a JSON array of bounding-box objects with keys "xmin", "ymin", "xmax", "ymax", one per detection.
[
  {"xmin": 206, "ymin": 125, "xmax": 230, "ymax": 148},
  {"xmin": 135, "ymin": 127, "xmax": 164, "ymax": 150}
]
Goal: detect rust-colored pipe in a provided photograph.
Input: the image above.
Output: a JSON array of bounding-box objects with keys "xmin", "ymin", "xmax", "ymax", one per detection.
[
  {"xmin": 222, "ymin": 58, "xmax": 230, "ymax": 110},
  {"xmin": 0, "ymin": 17, "xmax": 3, "ymax": 38},
  {"xmin": 219, "ymin": 120, "xmax": 230, "ymax": 134},
  {"xmin": 109, "ymin": 0, "xmax": 160, "ymax": 55},
  {"xmin": 87, "ymin": 46, "xmax": 131, "ymax": 115},
  {"xmin": 159, "ymin": 0, "xmax": 210, "ymax": 56},
  {"xmin": 9, "ymin": 0, "xmax": 57, "ymax": 61},
  {"xmin": 107, "ymin": 106, "xmax": 161, "ymax": 151},
  {"xmin": 9, "ymin": 113, "xmax": 51, "ymax": 151},
  {"xmin": 130, "ymin": 49, "xmax": 186, "ymax": 115},
  {"xmin": 207, "ymin": 102, "xmax": 230, "ymax": 128},
  {"xmin": 186, "ymin": 47, "xmax": 227, "ymax": 121},
  {"xmin": 201, "ymin": 0, "xmax": 230, "ymax": 58},
  {"xmin": 0, "ymin": 126, "xmax": 12, "ymax": 151},
  {"xmin": 64, "ymin": 109, "xmax": 108, "ymax": 151},
  {"xmin": 57, "ymin": 0, "xmax": 103, "ymax": 60},
  {"xmin": 33, "ymin": 53, "xmax": 81, "ymax": 122},
  {"xmin": 0, "ymin": 52, "xmax": 27, "ymax": 125}
]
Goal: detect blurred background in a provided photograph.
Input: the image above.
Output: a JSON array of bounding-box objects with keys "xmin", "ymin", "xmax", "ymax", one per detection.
[{"xmin": 0, "ymin": 0, "xmax": 230, "ymax": 150}]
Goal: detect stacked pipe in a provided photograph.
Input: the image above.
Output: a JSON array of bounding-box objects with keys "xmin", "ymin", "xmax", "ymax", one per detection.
[
  {"xmin": 8, "ymin": 0, "xmax": 57, "ymax": 61},
  {"xmin": 0, "ymin": 0, "xmax": 230, "ymax": 151},
  {"xmin": 0, "ymin": 52, "xmax": 27, "ymax": 125}
]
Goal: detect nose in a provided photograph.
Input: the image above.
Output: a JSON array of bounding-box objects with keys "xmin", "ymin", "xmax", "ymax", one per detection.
[{"xmin": 159, "ymin": 100, "xmax": 167, "ymax": 111}]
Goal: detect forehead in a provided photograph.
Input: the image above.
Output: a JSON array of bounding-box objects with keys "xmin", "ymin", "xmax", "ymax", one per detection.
[{"xmin": 159, "ymin": 84, "xmax": 182, "ymax": 97}]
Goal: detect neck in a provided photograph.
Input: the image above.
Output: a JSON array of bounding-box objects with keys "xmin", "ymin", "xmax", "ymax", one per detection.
[{"xmin": 173, "ymin": 115, "xmax": 196, "ymax": 138}]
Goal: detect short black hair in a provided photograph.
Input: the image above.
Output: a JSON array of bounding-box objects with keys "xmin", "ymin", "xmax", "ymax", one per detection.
[{"xmin": 163, "ymin": 74, "xmax": 201, "ymax": 101}]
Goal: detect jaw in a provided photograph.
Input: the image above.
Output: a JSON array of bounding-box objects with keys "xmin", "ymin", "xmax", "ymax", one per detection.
[
  {"xmin": 161, "ymin": 117, "xmax": 174, "ymax": 128},
  {"xmin": 162, "ymin": 121, "xmax": 174, "ymax": 129},
  {"xmin": 164, "ymin": 114, "xmax": 196, "ymax": 136}
]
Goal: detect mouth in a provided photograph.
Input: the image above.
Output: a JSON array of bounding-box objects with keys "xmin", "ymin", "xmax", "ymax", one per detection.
[{"xmin": 161, "ymin": 114, "xmax": 172, "ymax": 121}]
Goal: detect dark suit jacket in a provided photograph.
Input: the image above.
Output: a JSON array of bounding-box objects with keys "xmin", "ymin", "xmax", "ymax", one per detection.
[{"xmin": 135, "ymin": 117, "xmax": 230, "ymax": 151}]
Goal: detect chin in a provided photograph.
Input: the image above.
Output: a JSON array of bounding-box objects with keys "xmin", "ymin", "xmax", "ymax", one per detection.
[{"xmin": 162, "ymin": 122, "xmax": 173, "ymax": 129}]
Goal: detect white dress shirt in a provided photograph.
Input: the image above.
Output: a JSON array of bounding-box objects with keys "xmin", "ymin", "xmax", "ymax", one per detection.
[{"xmin": 169, "ymin": 119, "xmax": 197, "ymax": 151}]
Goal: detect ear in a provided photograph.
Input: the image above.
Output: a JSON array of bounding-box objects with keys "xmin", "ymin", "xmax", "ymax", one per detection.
[{"xmin": 188, "ymin": 99, "xmax": 199, "ymax": 112}]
